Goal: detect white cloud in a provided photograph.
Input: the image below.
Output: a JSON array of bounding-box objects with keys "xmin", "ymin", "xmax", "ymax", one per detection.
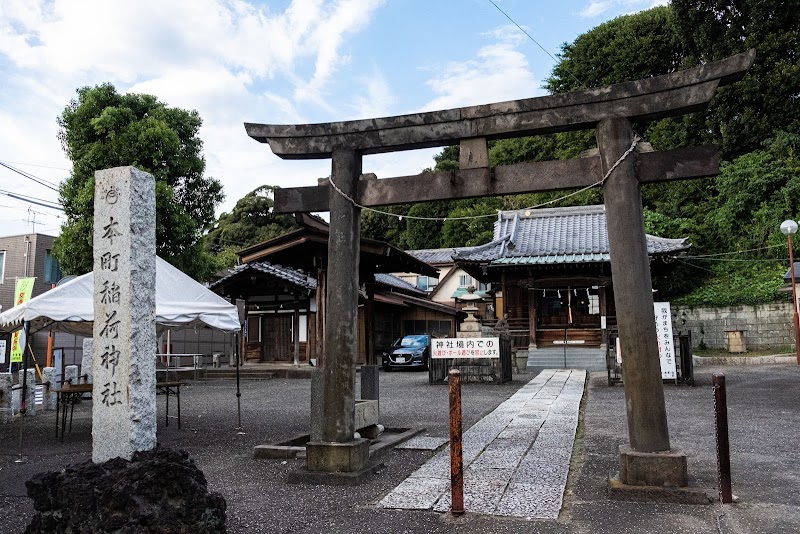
[
  {"xmin": 0, "ymin": 0, "xmax": 385, "ymax": 115},
  {"xmin": 347, "ymin": 67, "xmax": 395, "ymax": 120},
  {"xmin": 0, "ymin": 0, "xmax": 388, "ymax": 235},
  {"xmin": 579, "ymin": 0, "xmax": 668, "ymax": 18},
  {"xmin": 422, "ymin": 25, "xmax": 542, "ymax": 111}
]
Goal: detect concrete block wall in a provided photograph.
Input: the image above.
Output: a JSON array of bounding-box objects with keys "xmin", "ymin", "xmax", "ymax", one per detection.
[{"xmin": 671, "ymin": 302, "xmax": 795, "ymax": 351}]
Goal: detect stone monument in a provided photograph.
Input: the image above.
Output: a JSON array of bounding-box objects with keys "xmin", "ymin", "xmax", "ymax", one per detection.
[{"xmin": 92, "ymin": 166, "xmax": 157, "ymax": 463}]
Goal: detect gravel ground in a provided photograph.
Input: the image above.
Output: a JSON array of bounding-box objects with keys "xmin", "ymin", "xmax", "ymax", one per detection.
[{"xmin": 1, "ymin": 365, "xmax": 799, "ymax": 533}]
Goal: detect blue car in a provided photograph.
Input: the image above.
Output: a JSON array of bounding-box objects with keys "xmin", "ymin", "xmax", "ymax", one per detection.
[{"xmin": 382, "ymin": 334, "xmax": 432, "ymax": 371}]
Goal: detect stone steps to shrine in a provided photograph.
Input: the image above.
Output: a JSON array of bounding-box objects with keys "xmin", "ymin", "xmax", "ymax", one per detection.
[{"xmin": 525, "ymin": 348, "xmax": 607, "ymax": 372}]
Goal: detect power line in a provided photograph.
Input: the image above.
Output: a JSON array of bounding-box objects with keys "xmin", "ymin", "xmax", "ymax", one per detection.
[
  {"xmin": 486, "ymin": 0, "xmax": 584, "ymax": 89},
  {"xmin": 683, "ymin": 257, "xmax": 790, "ymax": 263},
  {"xmin": 0, "ymin": 159, "xmax": 70, "ymax": 172},
  {"xmin": 0, "ymin": 189, "xmax": 63, "ymax": 211},
  {"xmin": 0, "ymin": 161, "xmax": 60, "ymax": 191},
  {"xmin": 684, "ymin": 244, "xmax": 783, "ymax": 258}
]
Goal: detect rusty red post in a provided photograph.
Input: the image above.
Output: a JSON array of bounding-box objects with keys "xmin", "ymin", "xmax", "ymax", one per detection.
[
  {"xmin": 449, "ymin": 368, "xmax": 464, "ymax": 515},
  {"xmin": 712, "ymin": 372, "xmax": 732, "ymax": 503}
]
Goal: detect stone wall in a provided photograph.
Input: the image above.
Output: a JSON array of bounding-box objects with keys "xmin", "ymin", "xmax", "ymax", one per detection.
[{"xmin": 671, "ymin": 302, "xmax": 796, "ymax": 351}]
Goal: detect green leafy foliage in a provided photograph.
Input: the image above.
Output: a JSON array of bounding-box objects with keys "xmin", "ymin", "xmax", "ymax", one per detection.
[
  {"xmin": 205, "ymin": 185, "xmax": 299, "ymax": 269},
  {"xmin": 672, "ymin": 0, "xmax": 800, "ymax": 159},
  {"xmin": 441, "ymin": 198, "xmax": 503, "ymax": 248},
  {"xmin": 360, "ymin": 204, "xmax": 409, "ymax": 247},
  {"xmin": 55, "ymin": 83, "xmax": 224, "ymax": 279},
  {"xmin": 546, "ymin": 6, "xmax": 682, "ymax": 93},
  {"xmin": 673, "ymin": 262, "xmax": 790, "ymax": 307}
]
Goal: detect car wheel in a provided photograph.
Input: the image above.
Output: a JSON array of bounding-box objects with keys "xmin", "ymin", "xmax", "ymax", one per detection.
[{"xmin": 383, "ymin": 365, "xmax": 391, "ymax": 372}]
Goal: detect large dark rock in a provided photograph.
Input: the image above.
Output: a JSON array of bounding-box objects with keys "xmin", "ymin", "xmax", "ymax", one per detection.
[{"xmin": 25, "ymin": 448, "xmax": 226, "ymax": 533}]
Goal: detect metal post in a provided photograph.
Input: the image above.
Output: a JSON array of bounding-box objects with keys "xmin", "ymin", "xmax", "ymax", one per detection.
[
  {"xmin": 16, "ymin": 322, "xmax": 31, "ymax": 463},
  {"xmin": 449, "ymin": 369, "xmax": 464, "ymax": 515},
  {"xmin": 787, "ymin": 233, "xmax": 800, "ymax": 365},
  {"xmin": 234, "ymin": 332, "xmax": 244, "ymax": 433},
  {"xmin": 712, "ymin": 372, "xmax": 732, "ymax": 503}
]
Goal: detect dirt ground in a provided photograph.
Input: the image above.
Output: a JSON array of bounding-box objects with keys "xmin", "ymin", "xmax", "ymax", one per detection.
[{"xmin": 1, "ymin": 365, "xmax": 799, "ymax": 533}]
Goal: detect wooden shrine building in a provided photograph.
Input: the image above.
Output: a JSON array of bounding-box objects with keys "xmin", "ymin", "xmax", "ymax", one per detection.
[
  {"xmin": 455, "ymin": 205, "xmax": 690, "ymax": 370},
  {"xmin": 210, "ymin": 215, "xmax": 456, "ymax": 366}
]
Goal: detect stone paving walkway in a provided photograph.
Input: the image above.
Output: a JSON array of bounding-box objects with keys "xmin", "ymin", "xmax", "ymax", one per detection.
[{"xmin": 379, "ymin": 369, "xmax": 586, "ymax": 519}]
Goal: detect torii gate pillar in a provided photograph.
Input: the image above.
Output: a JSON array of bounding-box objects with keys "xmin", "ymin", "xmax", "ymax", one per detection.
[
  {"xmin": 305, "ymin": 148, "xmax": 371, "ymax": 474},
  {"xmin": 599, "ymin": 118, "xmax": 688, "ymax": 487}
]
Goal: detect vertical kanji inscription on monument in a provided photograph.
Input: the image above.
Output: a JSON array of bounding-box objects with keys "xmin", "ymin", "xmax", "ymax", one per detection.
[{"xmin": 92, "ymin": 166, "xmax": 157, "ymax": 463}]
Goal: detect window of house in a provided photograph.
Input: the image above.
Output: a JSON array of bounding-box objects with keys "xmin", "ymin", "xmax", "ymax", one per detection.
[
  {"xmin": 417, "ymin": 275, "xmax": 438, "ymax": 291},
  {"xmin": 45, "ymin": 250, "xmax": 63, "ymax": 284},
  {"xmin": 0, "ymin": 250, "xmax": 5, "ymax": 283},
  {"xmin": 459, "ymin": 273, "xmax": 488, "ymax": 291}
]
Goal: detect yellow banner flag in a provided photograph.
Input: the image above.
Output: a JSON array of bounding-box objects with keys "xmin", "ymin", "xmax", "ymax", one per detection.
[{"xmin": 10, "ymin": 277, "xmax": 36, "ymax": 363}]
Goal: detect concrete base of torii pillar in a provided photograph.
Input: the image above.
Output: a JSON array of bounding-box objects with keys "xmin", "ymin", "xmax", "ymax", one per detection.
[{"xmin": 608, "ymin": 445, "xmax": 710, "ymax": 503}]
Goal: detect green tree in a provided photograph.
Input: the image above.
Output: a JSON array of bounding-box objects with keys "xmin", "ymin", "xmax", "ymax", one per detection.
[
  {"xmin": 205, "ymin": 185, "xmax": 299, "ymax": 267},
  {"xmin": 546, "ymin": 6, "xmax": 682, "ymax": 93},
  {"xmin": 54, "ymin": 83, "xmax": 224, "ymax": 279},
  {"xmin": 360, "ymin": 204, "xmax": 409, "ymax": 248},
  {"xmin": 654, "ymin": 133, "xmax": 800, "ymax": 303},
  {"xmin": 707, "ymin": 132, "xmax": 800, "ymax": 254},
  {"xmin": 441, "ymin": 198, "xmax": 503, "ymax": 248},
  {"xmin": 403, "ymin": 201, "xmax": 452, "ymax": 250},
  {"xmin": 672, "ymin": 0, "xmax": 800, "ymax": 159}
]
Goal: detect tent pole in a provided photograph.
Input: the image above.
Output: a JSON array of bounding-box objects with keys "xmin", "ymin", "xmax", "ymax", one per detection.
[
  {"xmin": 235, "ymin": 332, "xmax": 244, "ymax": 434},
  {"xmin": 15, "ymin": 321, "xmax": 30, "ymax": 464}
]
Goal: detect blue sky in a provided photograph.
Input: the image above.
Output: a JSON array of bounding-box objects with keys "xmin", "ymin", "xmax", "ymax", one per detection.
[{"xmin": 0, "ymin": 0, "xmax": 665, "ymax": 236}]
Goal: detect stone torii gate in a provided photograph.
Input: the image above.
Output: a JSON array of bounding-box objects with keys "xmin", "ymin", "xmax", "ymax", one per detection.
[{"xmin": 245, "ymin": 50, "xmax": 754, "ymax": 486}]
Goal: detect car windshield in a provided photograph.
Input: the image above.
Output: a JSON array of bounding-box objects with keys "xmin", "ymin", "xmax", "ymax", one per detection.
[{"xmin": 396, "ymin": 335, "xmax": 428, "ymax": 348}]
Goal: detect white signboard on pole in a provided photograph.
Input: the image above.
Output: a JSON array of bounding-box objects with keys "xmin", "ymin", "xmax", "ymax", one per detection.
[
  {"xmin": 432, "ymin": 337, "xmax": 500, "ymax": 359},
  {"xmin": 654, "ymin": 302, "xmax": 677, "ymax": 379},
  {"xmin": 0, "ymin": 339, "xmax": 6, "ymax": 365}
]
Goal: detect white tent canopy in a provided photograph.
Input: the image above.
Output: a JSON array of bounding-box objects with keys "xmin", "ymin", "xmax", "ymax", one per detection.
[{"xmin": 0, "ymin": 257, "xmax": 241, "ymax": 335}]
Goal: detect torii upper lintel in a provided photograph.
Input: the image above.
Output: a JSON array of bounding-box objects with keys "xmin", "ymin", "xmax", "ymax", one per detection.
[{"xmin": 245, "ymin": 49, "xmax": 754, "ymax": 160}]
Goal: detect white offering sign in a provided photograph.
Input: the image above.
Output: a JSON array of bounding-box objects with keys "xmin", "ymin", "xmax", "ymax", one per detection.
[
  {"xmin": 432, "ymin": 337, "xmax": 500, "ymax": 359},
  {"xmin": 654, "ymin": 302, "xmax": 677, "ymax": 379}
]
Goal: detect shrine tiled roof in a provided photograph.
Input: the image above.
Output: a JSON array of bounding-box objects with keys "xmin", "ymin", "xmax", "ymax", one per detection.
[
  {"xmin": 210, "ymin": 261, "xmax": 316, "ymax": 291},
  {"xmin": 375, "ymin": 273, "xmax": 427, "ymax": 296},
  {"xmin": 453, "ymin": 205, "xmax": 690, "ymax": 265},
  {"xmin": 406, "ymin": 247, "xmax": 475, "ymax": 265}
]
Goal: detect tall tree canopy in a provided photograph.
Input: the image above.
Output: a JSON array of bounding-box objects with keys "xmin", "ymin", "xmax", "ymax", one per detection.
[
  {"xmin": 205, "ymin": 185, "xmax": 299, "ymax": 268},
  {"xmin": 546, "ymin": 6, "xmax": 682, "ymax": 93},
  {"xmin": 55, "ymin": 83, "xmax": 224, "ymax": 279},
  {"xmin": 410, "ymin": 2, "xmax": 799, "ymax": 307},
  {"xmin": 672, "ymin": 0, "xmax": 800, "ymax": 159}
]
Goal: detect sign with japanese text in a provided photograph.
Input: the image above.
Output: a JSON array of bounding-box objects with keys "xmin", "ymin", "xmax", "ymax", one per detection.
[
  {"xmin": 654, "ymin": 302, "xmax": 677, "ymax": 379},
  {"xmin": 10, "ymin": 277, "xmax": 35, "ymax": 363},
  {"xmin": 432, "ymin": 337, "xmax": 500, "ymax": 359}
]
